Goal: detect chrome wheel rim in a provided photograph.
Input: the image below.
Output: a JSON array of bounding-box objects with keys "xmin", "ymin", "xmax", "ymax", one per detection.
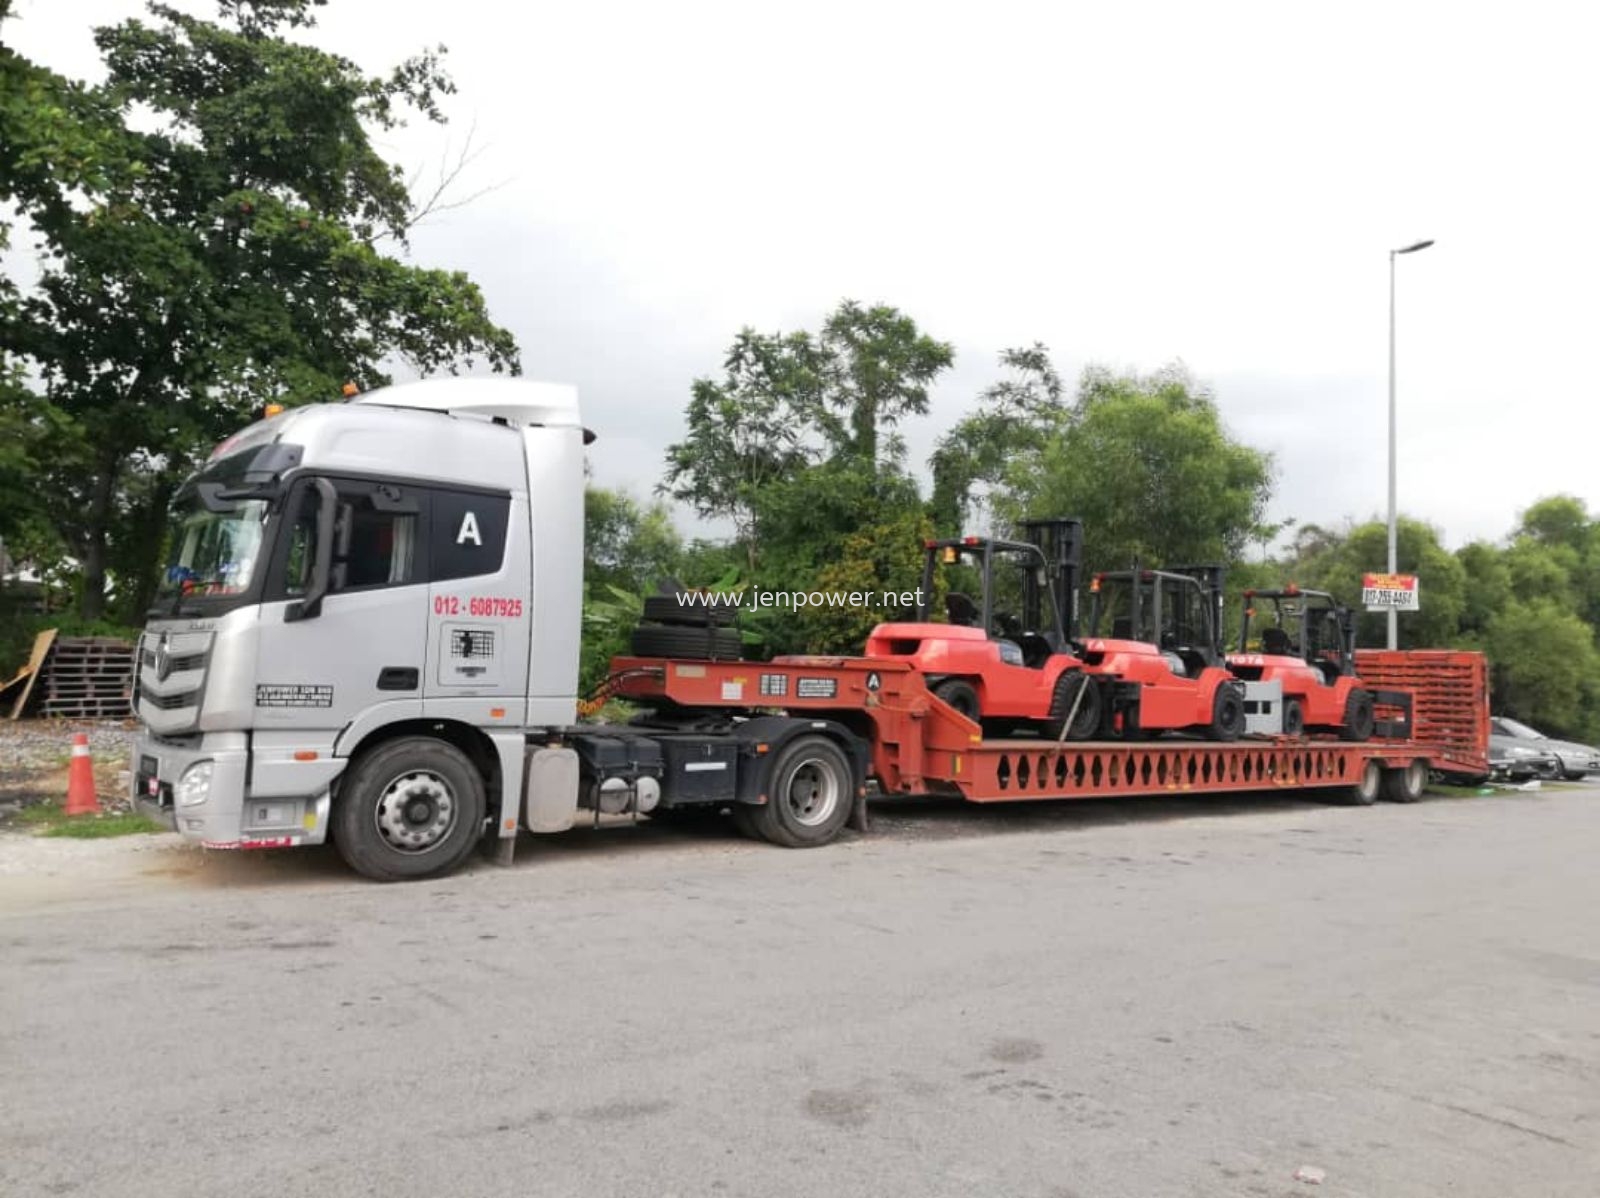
[
  {"xmin": 783, "ymin": 758, "xmax": 840, "ymax": 827},
  {"xmin": 374, "ymin": 769, "xmax": 457, "ymax": 854}
]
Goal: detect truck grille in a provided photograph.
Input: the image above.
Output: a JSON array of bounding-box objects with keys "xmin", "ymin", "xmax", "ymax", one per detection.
[
  {"xmin": 141, "ymin": 648, "xmax": 207, "ymax": 674},
  {"xmin": 135, "ymin": 629, "xmax": 215, "ymax": 734},
  {"xmin": 142, "ymin": 689, "xmax": 201, "ymax": 711}
]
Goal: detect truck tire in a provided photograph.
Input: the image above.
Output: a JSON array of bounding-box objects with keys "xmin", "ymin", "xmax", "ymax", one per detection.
[
  {"xmin": 1046, "ymin": 671, "xmax": 1103, "ymax": 741},
  {"xmin": 332, "ymin": 737, "xmax": 487, "ymax": 882},
  {"xmin": 630, "ymin": 623, "xmax": 743, "ymax": 660},
  {"xmin": 1382, "ymin": 758, "xmax": 1427, "ymax": 803},
  {"xmin": 1282, "ymin": 698, "xmax": 1305, "ymax": 738},
  {"xmin": 1342, "ymin": 759, "xmax": 1382, "ymax": 806},
  {"xmin": 1207, "ymin": 684, "xmax": 1245, "ymax": 742},
  {"xmin": 747, "ymin": 735, "xmax": 855, "ymax": 848},
  {"xmin": 933, "ymin": 678, "xmax": 981, "ymax": 723},
  {"xmin": 640, "ymin": 593, "xmax": 739, "ymax": 627},
  {"xmin": 1340, "ymin": 690, "xmax": 1376, "ymax": 742}
]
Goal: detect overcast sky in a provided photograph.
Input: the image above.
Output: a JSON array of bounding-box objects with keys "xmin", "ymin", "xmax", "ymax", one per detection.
[{"xmin": 10, "ymin": 0, "xmax": 1599, "ymax": 549}]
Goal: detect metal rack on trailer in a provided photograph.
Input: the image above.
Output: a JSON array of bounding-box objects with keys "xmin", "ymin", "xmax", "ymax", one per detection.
[{"xmin": 610, "ymin": 648, "xmax": 1490, "ymax": 811}]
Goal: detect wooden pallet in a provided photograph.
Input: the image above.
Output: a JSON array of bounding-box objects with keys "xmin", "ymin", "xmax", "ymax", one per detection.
[{"xmin": 10, "ymin": 632, "xmax": 137, "ymax": 720}]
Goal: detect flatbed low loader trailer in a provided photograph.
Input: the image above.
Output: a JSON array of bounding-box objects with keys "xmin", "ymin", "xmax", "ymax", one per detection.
[
  {"xmin": 127, "ymin": 378, "xmax": 1489, "ymax": 881},
  {"xmin": 608, "ymin": 647, "xmax": 1489, "ymax": 813}
]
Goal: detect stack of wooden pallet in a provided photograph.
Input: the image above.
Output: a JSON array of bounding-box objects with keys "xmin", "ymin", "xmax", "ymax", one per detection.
[{"xmin": 2, "ymin": 631, "xmax": 137, "ymax": 720}]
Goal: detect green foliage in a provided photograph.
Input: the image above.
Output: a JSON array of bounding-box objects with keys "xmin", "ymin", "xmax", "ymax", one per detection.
[
  {"xmin": 993, "ymin": 362, "xmax": 1274, "ymax": 573},
  {"xmin": 1483, "ymin": 599, "xmax": 1600, "ymax": 739},
  {"xmin": 1284, "ymin": 518, "xmax": 1466, "ymax": 649},
  {"xmin": 664, "ymin": 300, "xmax": 953, "ymax": 572},
  {"xmin": 0, "ymin": 0, "xmax": 517, "ymax": 619},
  {"xmin": 929, "ymin": 343, "xmax": 1065, "ymax": 535}
]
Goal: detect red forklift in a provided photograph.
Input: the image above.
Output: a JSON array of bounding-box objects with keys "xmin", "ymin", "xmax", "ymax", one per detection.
[
  {"xmin": 1229, "ymin": 585, "xmax": 1375, "ymax": 740},
  {"xmin": 863, "ymin": 518, "xmax": 1104, "ymax": 739},
  {"xmin": 1079, "ymin": 564, "xmax": 1247, "ymax": 740}
]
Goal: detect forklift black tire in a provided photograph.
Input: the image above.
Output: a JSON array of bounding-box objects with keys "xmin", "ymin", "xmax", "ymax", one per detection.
[
  {"xmin": 332, "ymin": 737, "xmax": 487, "ymax": 882},
  {"xmin": 749, "ymin": 735, "xmax": 855, "ymax": 848},
  {"xmin": 1382, "ymin": 759, "xmax": 1427, "ymax": 803},
  {"xmin": 1207, "ymin": 686, "xmax": 1245, "ymax": 741},
  {"xmin": 1342, "ymin": 759, "xmax": 1382, "ymax": 805},
  {"xmin": 1283, "ymin": 698, "xmax": 1305, "ymax": 738},
  {"xmin": 1047, "ymin": 672, "xmax": 1102, "ymax": 741},
  {"xmin": 630, "ymin": 623, "xmax": 743, "ymax": 660},
  {"xmin": 1340, "ymin": 690, "xmax": 1376, "ymax": 742},
  {"xmin": 640, "ymin": 594, "xmax": 739, "ymax": 627},
  {"xmin": 933, "ymin": 678, "xmax": 981, "ymax": 723}
]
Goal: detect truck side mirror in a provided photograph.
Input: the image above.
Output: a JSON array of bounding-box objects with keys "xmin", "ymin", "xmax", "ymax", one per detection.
[{"xmin": 285, "ymin": 477, "xmax": 338, "ymax": 622}]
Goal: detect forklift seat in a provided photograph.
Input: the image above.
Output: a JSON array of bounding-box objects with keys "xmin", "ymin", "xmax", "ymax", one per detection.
[
  {"xmin": 1262, "ymin": 627, "xmax": 1293, "ymax": 656},
  {"xmin": 946, "ymin": 592, "xmax": 978, "ymax": 627}
]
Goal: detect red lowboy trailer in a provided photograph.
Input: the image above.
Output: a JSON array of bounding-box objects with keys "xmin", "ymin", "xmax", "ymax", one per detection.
[{"xmin": 609, "ymin": 648, "xmax": 1489, "ymax": 814}]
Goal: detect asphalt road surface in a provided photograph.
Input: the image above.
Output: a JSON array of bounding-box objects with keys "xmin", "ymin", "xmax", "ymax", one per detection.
[{"xmin": 3, "ymin": 787, "xmax": 1598, "ymax": 1198}]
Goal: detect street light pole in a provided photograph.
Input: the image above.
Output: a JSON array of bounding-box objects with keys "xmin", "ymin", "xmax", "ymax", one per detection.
[{"xmin": 1387, "ymin": 238, "xmax": 1434, "ymax": 649}]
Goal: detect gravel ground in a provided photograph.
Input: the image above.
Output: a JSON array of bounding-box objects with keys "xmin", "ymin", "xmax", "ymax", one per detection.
[
  {"xmin": 2, "ymin": 785, "xmax": 1597, "ymax": 1197},
  {"xmin": 0, "ymin": 718, "xmax": 137, "ymax": 823}
]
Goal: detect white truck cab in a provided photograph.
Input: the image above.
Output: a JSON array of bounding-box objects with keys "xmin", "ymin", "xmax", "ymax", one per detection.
[{"xmin": 131, "ymin": 379, "xmax": 866, "ymax": 879}]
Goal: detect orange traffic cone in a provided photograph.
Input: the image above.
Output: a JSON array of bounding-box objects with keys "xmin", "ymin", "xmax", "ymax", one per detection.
[{"xmin": 65, "ymin": 733, "xmax": 99, "ymax": 816}]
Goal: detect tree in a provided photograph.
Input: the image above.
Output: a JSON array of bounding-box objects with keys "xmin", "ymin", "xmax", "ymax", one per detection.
[
  {"xmin": 1286, "ymin": 518, "xmax": 1466, "ymax": 649},
  {"xmin": 996, "ymin": 363, "xmax": 1274, "ymax": 573},
  {"xmin": 662, "ymin": 328, "xmax": 826, "ymax": 568},
  {"xmin": 819, "ymin": 300, "xmax": 953, "ymax": 464},
  {"xmin": 579, "ymin": 486, "xmax": 686, "ymax": 691},
  {"xmin": 929, "ymin": 343, "xmax": 1065, "ymax": 535},
  {"xmin": 664, "ymin": 300, "xmax": 953, "ymax": 573},
  {"xmin": 1484, "ymin": 599, "xmax": 1600, "ymax": 738},
  {"xmin": 0, "ymin": 0, "xmax": 518, "ymax": 619}
]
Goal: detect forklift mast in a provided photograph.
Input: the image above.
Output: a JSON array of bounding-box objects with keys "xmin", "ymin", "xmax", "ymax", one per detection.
[{"xmin": 1019, "ymin": 518, "xmax": 1084, "ymax": 641}]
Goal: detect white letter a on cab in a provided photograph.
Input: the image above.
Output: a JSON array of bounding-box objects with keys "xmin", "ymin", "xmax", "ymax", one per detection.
[{"xmin": 456, "ymin": 512, "xmax": 482, "ymax": 546}]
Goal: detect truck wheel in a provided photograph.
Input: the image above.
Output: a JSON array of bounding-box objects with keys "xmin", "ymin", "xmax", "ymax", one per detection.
[
  {"xmin": 1340, "ymin": 690, "xmax": 1376, "ymax": 742},
  {"xmin": 1282, "ymin": 698, "xmax": 1305, "ymax": 738},
  {"xmin": 1207, "ymin": 685, "xmax": 1245, "ymax": 741},
  {"xmin": 1342, "ymin": 759, "xmax": 1382, "ymax": 806},
  {"xmin": 1382, "ymin": 759, "xmax": 1427, "ymax": 803},
  {"xmin": 749, "ymin": 735, "xmax": 855, "ymax": 848},
  {"xmin": 933, "ymin": 678, "xmax": 981, "ymax": 723},
  {"xmin": 332, "ymin": 737, "xmax": 487, "ymax": 881}
]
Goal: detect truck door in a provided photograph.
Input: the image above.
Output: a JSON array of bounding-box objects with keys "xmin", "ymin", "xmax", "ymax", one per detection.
[
  {"xmin": 421, "ymin": 485, "xmax": 531, "ymax": 723},
  {"xmin": 255, "ymin": 475, "xmax": 431, "ymax": 742}
]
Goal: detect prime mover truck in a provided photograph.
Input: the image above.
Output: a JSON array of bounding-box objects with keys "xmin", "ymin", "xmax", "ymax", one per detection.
[{"xmin": 131, "ymin": 379, "xmax": 1489, "ymax": 880}]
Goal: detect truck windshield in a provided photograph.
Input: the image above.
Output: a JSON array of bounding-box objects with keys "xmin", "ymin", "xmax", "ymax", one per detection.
[{"xmin": 156, "ymin": 495, "xmax": 270, "ymax": 604}]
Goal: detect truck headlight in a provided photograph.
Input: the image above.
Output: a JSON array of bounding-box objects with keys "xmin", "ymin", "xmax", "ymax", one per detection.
[{"xmin": 176, "ymin": 761, "xmax": 214, "ymax": 807}]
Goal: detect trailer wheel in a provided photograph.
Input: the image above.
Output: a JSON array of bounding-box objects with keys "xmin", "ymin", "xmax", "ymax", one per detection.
[
  {"xmin": 332, "ymin": 737, "xmax": 487, "ymax": 881},
  {"xmin": 748, "ymin": 735, "xmax": 855, "ymax": 848},
  {"xmin": 933, "ymin": 678, "xmax": 981, "ymax": 723},
  {"xmin": 1207, "ymin": 685, "xmax": 1245, "ymax": 741},
  {"xmin": 1342, "ymin": 759, "xmax": 1382, "ymax": 806},
  {"xmin": 1382, "ymin": 759, "xmax": 1427, "ymax": 803},
  {"xmin": 1340, "ymin": 690, "xmax": 1376, "ymax": 742},
  {"xmin": 1282, "ymin": 698, "xmax": 1305, "ymax": 738}
]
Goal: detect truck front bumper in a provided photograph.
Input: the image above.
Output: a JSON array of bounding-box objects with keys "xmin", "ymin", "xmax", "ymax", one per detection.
[{"xmin": 130, "ymin": 730, "xmax": 324, "ymax": 849}]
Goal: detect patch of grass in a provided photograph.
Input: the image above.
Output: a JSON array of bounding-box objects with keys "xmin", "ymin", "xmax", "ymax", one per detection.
[
  {"xmin": 11, "ymin": 800, "xmax": 164, "ymax": 838},
  {"xmin": 1426, "ymin": 782, "xmax": 1495, "ymax": 798}
]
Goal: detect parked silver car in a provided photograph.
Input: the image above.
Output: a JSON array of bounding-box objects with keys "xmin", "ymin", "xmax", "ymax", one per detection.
[{"xmin": 1490, "ymin": 717, "xmax": 1600, "ymax": 781}]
